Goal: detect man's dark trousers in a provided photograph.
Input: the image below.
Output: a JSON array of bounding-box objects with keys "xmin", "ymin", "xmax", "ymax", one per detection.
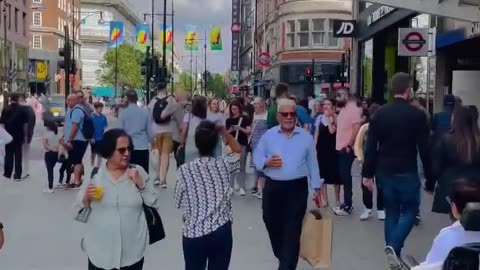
[
  {"xmin": 130, "ymin": 149, "xmax": 149, "ymax": 173},
  {"xmin": 262, "ymin": 177, "xmax": 308, "ymax": 270},
  {"xmin": 338, "ymin": 150, "xmax": 355, "ymax": 207},
  {"xmin": 4, "ymin": 142, "xmax": 23, "ymax": 179}
]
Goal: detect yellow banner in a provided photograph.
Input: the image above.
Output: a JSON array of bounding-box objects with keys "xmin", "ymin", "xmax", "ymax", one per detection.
[{"xmin": 36, "ymin": 61, "xmax": 48, "ymax": 80}]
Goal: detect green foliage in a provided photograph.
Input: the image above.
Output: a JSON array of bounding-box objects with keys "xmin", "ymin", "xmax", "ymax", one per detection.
[
  {"xmin": 97, "ymin": 44, "xmax": 145, "ymax": 90},
  {"xmin": 175, "ymin": 72, "xmax": 194, "ymax": 93},
  {"xmin": 203, "ymin": 71, "xmax": 228, "ymax": 98}
]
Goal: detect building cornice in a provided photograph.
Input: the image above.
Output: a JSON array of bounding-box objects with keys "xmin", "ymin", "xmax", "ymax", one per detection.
[{"xmin": 81, "ymin": 0, "xmax": 142, "ymax": 24}]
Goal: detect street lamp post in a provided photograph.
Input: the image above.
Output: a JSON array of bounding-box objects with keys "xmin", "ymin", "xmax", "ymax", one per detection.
[{"xmin": 2, "ymin": 2, "xmax": 9, "ymax": 92}]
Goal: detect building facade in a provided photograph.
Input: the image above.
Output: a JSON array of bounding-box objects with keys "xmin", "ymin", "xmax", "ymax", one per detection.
[
  {"xmin": 30, "ymin": 0, "xmax": 81, "ymax": 95},
  {"xmin": 0, "ymin": 0, "xmax": 30, "ymax": 93},
  {"xmin": 80, "ymin": 0, "xmax": 141, "ymax": 89},
  {"xmin": 253, "ymin": 0, "xmax": 352, "ymax": 99}
]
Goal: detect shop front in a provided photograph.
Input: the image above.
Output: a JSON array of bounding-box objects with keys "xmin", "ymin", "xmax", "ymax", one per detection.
[{"xmin": 355, "ymin": 5, "xmax": 416, "ymax": 103}]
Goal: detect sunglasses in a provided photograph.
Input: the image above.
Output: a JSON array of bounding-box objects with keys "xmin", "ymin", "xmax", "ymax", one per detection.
[
  {"xmin": 116, "ymin": 147, "xmax": 133, "ymax": 155},
  {"xmin": 278, "ymin": 112, "xmax": 297, "ymax": 118}
]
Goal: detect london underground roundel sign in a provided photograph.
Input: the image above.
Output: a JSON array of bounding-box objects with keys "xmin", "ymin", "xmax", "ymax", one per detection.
[{"xmin": 258, "ymin": 52, "xmax": 271, "ymax": 68}]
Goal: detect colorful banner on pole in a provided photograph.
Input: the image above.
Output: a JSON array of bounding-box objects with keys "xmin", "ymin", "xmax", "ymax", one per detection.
[
  {"xmin": 109, "ymin": 21, "xmax": 124, "ymax": 48},
  {"xmin": 160, "ymin": 24, "xmax": 173, "ymax": 51},
  {"xmin": 135, "ymin": 24, "xmax": 150, "ymax": 48},
  {"xmin": 210, "ymin": 27, "xmax": 223, "ymax": 51},
  {"xmin": 185, "ymin": 24, "xmax": 199, "ymax": 51}
]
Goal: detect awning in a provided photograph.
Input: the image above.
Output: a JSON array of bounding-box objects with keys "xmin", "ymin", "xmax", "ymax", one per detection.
[{"xmin": 92, "ymin": 87, "xmax": 114, "ymax": 97}]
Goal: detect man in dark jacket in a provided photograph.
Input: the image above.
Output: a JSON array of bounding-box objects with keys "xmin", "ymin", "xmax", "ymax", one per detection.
[
  {"xmin": 19, "ymin": 94, "xmax": 36, "ymax": 179},
  {"xmin": 362, "ymin": 72, "xmax": 432, "ymax": 270},
  {"xmin": 0, "ymin": 93, "xmax": 28, "ymax": 180}
]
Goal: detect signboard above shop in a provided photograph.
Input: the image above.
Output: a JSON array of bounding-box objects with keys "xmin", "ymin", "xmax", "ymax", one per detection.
[
  {"xmin": 333, "ymin": 20, "xmax": 357, "ymax": 38},
  {"xmin": 367, "ymin": 6, "xmax": 395, "ymax": 26}
]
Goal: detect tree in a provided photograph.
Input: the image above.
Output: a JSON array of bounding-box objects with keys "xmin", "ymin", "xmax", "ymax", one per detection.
[
  {"xmin": 97, "ymin": 44, "xmax": 145, "ymax": 90},
  {"xmin": 206, "ymin": 73, "xmax": 228, "ymax": 98},
  {"xmin": 175, "ymin": 72, "xmax": 194, "ymax": 93}
]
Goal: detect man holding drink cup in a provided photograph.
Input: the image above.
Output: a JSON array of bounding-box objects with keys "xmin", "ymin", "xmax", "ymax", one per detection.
[{"xmin": 254, "ymin": 98, "xmax": 323, "ymax": 270}]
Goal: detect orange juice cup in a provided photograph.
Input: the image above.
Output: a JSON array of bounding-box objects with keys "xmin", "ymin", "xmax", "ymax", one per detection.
[{"xmin": 93, "ymin": 186, "xmax": 105, "ymax": 201}]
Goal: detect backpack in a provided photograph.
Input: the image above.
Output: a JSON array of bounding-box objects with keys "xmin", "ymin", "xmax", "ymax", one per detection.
[
  {"xmin": 153, "ymin": 97, "xmax": 171, "ymax": 124},
  {"xmin": 70, "ymin": 107, "xmax": 94, "ymax": 140}
]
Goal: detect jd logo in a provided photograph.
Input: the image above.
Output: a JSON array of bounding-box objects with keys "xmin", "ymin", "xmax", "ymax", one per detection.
[{"xmin": 333, "ymin": 20, "xmax": 356, "ymax": 38}]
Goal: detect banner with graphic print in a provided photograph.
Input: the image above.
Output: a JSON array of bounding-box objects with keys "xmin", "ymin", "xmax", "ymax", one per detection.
[
  {"xmin": 210, "ymin": 27, "xmax": 223, "ymax": 51},
  {"xmin": 135, "ymin": 24, "xmax": 150, "ymax": 48},
  {"xmin": 160, "ymin": 24, "xmax": 173, "ymax": 51},
  {"xmin": 185, "ymin": 24, "xmax": 199, "ymax": 51},
  {"xmin": 109, "ymin": 21, "xmax": 124, "ymax": 48}
]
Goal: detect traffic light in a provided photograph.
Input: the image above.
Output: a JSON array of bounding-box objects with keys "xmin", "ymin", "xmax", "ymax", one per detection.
[
  {"xmin": 306, "ymin": 68, "xmax": 312, "ymax": 82},
  {"xmin": 141, "ymin": 58, "xmax": 152, "ymax": 78},
  {"xmin": 58, "ymin": 46, "xmax": 70, "ymax": 70},
  {"xmin": 70, "ymin": 60, "xmax": 77, "ymax": 75}
]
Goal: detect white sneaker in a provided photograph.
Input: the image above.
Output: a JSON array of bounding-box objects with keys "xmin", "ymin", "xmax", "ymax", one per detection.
[
  {"xmin": 256, "ymin": 192, "xmax": 263, "ymax": 199},
  {"xmin": 160, "ymin": 182, "xmax": 167, "ymax": 189},
  {"xmin": 154, "ymin": 179, "xmax": 161, "ymax": 186},
  {"xmin": 239, "ymin": 188, "xmax": 246, "ymax": 196},
  {"xmin": 378, "ymin": 210, "xmax": 386, "ymax": 220},
  {"xmin": 42, "ymin": 188, "xmax": 54, "ymax": 194},
  {"xmin": 234, "ymin": 181, "xmax": 240, "ymax": 191},
  {"xmin": 360, "ymin": 209, "xmax": 372, "ymax": 220}
]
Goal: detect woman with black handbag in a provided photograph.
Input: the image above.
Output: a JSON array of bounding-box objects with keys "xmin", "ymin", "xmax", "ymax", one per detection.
[{"xmin": 74, "ymin": 129, "xmax": 161, "ymax": 270}]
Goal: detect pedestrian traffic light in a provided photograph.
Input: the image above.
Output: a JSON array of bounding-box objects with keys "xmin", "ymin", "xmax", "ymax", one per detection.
[{"xmin": 306, "ymin": 68, "xmax": 312, "ymax": 82}]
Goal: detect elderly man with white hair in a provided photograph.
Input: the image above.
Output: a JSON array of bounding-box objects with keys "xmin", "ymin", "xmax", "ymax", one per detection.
[{"xmin": 254, "ymin": 98, "xmax": 322, "ymax": 270}]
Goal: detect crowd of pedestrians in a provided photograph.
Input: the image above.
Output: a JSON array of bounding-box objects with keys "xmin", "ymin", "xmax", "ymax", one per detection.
[{"xmin": 1, "ymin": 70, "xmax": 480, "ymax": 270}]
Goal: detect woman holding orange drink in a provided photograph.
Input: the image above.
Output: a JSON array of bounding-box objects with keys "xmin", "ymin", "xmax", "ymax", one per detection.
[{"xmin": 75, "ymin": 129, "xmax": 159, "ymax": 270}]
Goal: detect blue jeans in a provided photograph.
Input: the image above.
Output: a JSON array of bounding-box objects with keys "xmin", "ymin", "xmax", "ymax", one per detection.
[{"xmin": 377, "ymin": 172, "xmax": 420, "ymax": 256}]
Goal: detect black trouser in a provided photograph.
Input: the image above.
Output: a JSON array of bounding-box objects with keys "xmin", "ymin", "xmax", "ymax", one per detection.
[
  {"xmin": 88, "ymin": 258, "xmax": 144, "ymax": 270},
  {"xmin": 362, "ymin": 179, "xmax": 384, "ymax": 210},
  {"xmin": 182, "ymin": 221, "xmax": 233, "ymax": 270},
  {"xmin": 262, "ymin": 177, "xmax": 308, "ymax": 270},
  {"xmin": 173, "ymin": 140, "xmax": 183, "ymax": 168},
  {"xmin": 338, "ymin": 150, "xmax": 355, "ymax": 207},
  {"xmin": 59, "ymin": 159, "xmax": 72, "ymax": 184},
  {"xmin": 4, "ymin": 142, "xmax": 23, "ymax": 179},
  {"xmin": 130, "ymin": 149, "xmax": 149, "ymax": 173},
  {"xmin": 45, "ymin": 151, "xmax": 58, "ymax": 189}
]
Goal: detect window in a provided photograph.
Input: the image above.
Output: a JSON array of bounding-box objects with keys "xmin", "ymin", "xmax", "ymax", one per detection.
[
  {"xmin": 22, "ymin": 12, "xmax": 26, "ymax": 36},
  {"xmin": 58, "ymin": 38, "xmax": 64, "ymax": 49},
  {"xmin": 33, "ymin": 12, "xmax": 41, "ymax": 26},
  {"xmin": 312, "ymin": 19, "xmax": 325, "ymax": 46},
  {"xmin": 286, "ymin": 20, "xmax": 295, "ymax": 49},
  {"xmin": 33, "ymin": 35, "xmax": 42, "ymax": 48},
  {"xmin": 297, "ymin": 19, "xmax": 309, "ymax": 47},
  {"xmin": 58, "ymin": 0, "xmax": 61, "ymax": 9},
  {"xmin": 33, "ymin": 0, "xmax": 42, "ymax": 3},
  {"xmin": 14, "ymin": 8, "xmax": 18, "ymax": 33},
  {"xmin": 328, "ymin": 20, "xmax": 339, "ymax": 47}
]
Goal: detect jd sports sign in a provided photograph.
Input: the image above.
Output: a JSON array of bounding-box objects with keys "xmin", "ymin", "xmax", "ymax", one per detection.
[
  {"xmin": 333, "ymin": 20, "xmax": 356, "ymax": 38},
  {"xmin": 398, "ymin": 28, "xmax": 429, "ymax": 57}
]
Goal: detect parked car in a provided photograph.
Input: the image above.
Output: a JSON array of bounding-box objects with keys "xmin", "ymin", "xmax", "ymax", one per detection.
[{"xmin": 42, "ymin": 95, "xmax": 66, "ymax": 126}]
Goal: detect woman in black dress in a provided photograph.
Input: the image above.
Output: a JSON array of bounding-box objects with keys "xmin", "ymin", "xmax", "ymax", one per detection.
[{"xmin": 315, "ymin": 98, "xmax": 341, "ymax": 208}]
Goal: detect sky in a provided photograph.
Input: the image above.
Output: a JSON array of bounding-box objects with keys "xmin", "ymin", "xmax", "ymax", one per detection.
[{"xmin": 136, "ymin": 0, "xmax": 232, "ymax": 74}]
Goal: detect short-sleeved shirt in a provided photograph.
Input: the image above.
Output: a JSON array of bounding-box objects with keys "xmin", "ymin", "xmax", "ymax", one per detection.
[
  {"xmin": 43, "ymin": 129, "xmax": 60, "ymax": 151},
  {"xmin": 64, "ymin": 105, "xmax": 86, "ymax": 141},
  {"xmin": 92, "ymin": 113, "xmax": 108, "ymax": 141},
  {"xmin": 226, "ymin": 116, "xmax": 252, "ymax": 146},
  {"xmin": 175, "ymin": 154, "xmax": 240, "ymax": 238},
  {"xmin": 336, "ymin": 101, "xmax": 362, "ymax": 150}
]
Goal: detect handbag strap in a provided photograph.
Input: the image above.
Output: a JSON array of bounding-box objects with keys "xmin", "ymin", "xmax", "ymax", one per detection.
[{"xmin": 234, "ymin": 117, "xmax": 243, "ymax": 140}]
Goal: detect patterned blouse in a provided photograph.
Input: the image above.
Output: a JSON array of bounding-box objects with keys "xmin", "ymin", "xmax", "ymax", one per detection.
[{"xmin": 175, "ymin": 154, "xmax": 240, "ymax": 238}]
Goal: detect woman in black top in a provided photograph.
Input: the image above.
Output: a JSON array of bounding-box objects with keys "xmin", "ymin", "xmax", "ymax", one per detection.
[
  {"xmin": 225, "ymin": 100, "xmax": 252, "ymax": 196},
  {"xmin": 429, "ymin": 106, "xmax": 480, "ymax": 214},
  {"xmin": 314, "ymin": 98, "xmax": 341, "ymax": 208}
]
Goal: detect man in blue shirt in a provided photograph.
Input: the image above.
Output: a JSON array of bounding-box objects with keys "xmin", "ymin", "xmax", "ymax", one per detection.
[
  {"xmin": 254, "ymin": 98, "xmax": 322, "ymax": 270},
  {"xmin": 119, "ymin": 90, "xmax": 150, "ymax": 172},
  {"xmin": 63, "ymin": 94, "xmax": 88, "ymax": 188},
  {"xmin": 91, "ymin": 102, "xmax": 108, "ymax": 169}
]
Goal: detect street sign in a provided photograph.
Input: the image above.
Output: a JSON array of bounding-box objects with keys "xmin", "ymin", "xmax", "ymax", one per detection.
[
  {"xmin": 398, "ymin": 28, "xmax": 429, "ymax": 56},
  {"xmin": 333, "ymin": 20, "xmax": 356, "ymax": 38},
  {"xmin": 258, "ymin": 52, "xmax": 271, "ymax": 68},
  {"xmin": 231, "ymin": 85, "xmax": 239, "ymax": 94}
]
